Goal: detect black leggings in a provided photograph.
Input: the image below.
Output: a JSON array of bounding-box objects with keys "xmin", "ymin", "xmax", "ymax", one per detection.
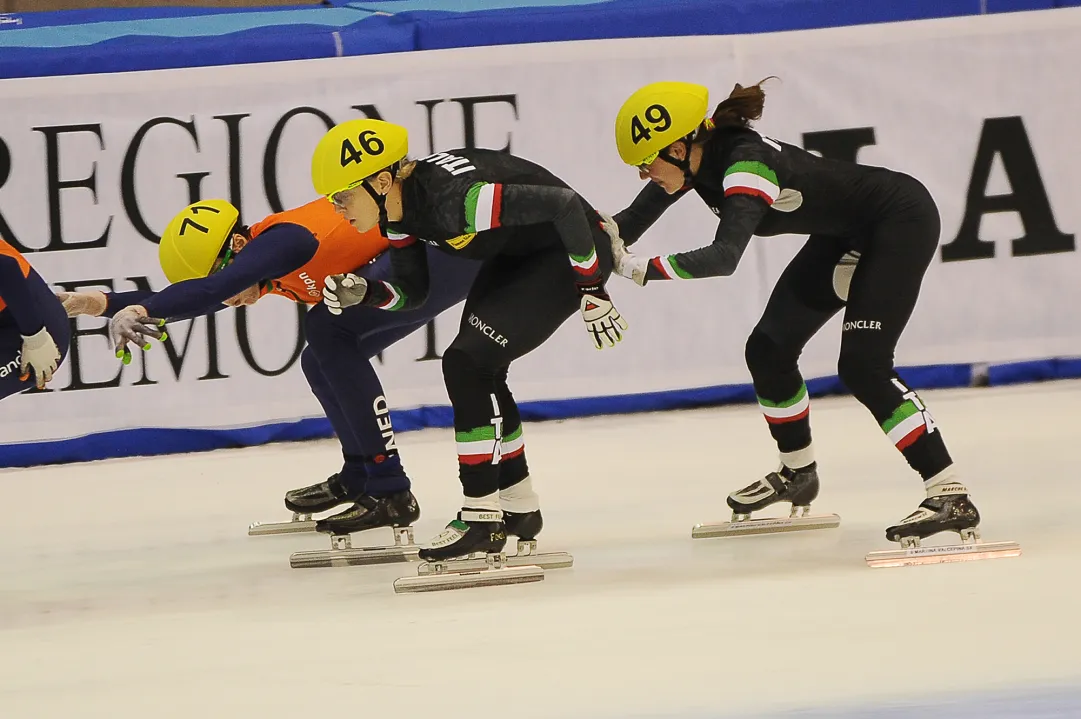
[
  {"xmin": 442, "ymin": 225, "xmax": 613, "ymax": 501},
  {"xmin": 746, "ymin": 185, "xmax": 952, "ymax": 481}
]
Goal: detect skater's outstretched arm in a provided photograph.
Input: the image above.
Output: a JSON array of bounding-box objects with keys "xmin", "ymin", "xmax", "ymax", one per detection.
[
  {"xmin": 616, "ymin": 138, "xmax": 774, "ymax": 284},
  {"xmin": 140, "ymin": 224, "xmax": 316, "ymax": 319},
  {"xmin": 611, "ymin": 181, "xmax": 689, "ymax": 247}
]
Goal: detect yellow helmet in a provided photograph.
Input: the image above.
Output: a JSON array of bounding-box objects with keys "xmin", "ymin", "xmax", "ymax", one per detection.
[
  {"xmin": 615, "ymin": 81, "xmax": 710, "ymax": 167},
  {"xmin": 311, "ymin": 119, "xmax": 410, "ymax": 198},
  {"xmin": 158, "ymin": 199, "xmax": 239, "ymax": 284}
]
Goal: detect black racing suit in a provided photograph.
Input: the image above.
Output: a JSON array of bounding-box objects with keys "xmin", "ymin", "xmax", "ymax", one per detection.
[
  {"xmin": 354, "ymin": 148, "xmax": 614, "ymax": 502},
  {"xmin": 615, "ymin": 126, "xmax": 951, "ymax": 481}
]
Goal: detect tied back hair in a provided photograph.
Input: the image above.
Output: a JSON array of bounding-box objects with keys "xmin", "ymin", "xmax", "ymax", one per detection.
[{"xmin": 698, "ymin": 76, "xmax": 777, "ymax": 138}]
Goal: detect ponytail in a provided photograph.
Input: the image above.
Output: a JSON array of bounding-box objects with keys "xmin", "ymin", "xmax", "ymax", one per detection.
[{"xmin": 706, "ymin": 76, "xmax": 776, "ymax": 131}]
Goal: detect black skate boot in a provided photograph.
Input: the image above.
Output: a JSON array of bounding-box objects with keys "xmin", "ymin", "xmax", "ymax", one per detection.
[
  {"xmin": 284, "ymin": 473, "xmax": 364, "ymax": 514},
  {"xmin": 727, "ymin": 462, "xmax": 820, "ymax": 517},
  {"xmin": 315, "ymin": 490, "xmax": 420, "ymax": 536},
  {"xmin": 418, "ymin": 510, "xmax": 507, "ymax": 562},
  {"xmin": 503, "ymin": 509, "xmax": 543, "ymax": 541},
  {"xmin": 885, "ymin": 481, "xmax": 980, "ymax": 544}
]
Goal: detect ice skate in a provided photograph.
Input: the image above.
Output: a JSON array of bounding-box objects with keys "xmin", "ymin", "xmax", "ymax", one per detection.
[
  {"xmin": 394, "ymin": 510, "xmax": 548, "ymax": 593},
  {"xmin": 866, "ymin": 481, "xmax": 1020, "ymax": 567},
  {"xmin": 248, "ymin": 473, "xmax": 362, "ymax": 536},
  {"xmin": 692, "ymin": 462, "xmax": 840, "ymax": 539},
  {"xmin": 491, "ymin": 508, "xmax": 572, "ymax": 570},
  {"xmin": 289, "ymin": 490, "xmax": 421, "ymax": 568}
]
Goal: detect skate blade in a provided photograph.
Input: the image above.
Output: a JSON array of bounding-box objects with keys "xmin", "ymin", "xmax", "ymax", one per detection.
[
  {"xmin": 290, "ymin": 545, "xmax": 420, "ymax": 569},
  {"xmin": 865, "ymin": 540, "xmax": 1021, "ymax": 568},
  {"xmin": 248, "ymin": 518, "xmax": 317, "ymax": 536},
  {"xmin": 393, "ymin": 566, "xmax": 544, "ymax": 594},
  {"xmin": 692, "ymin": 514, "xmax": 841, "ymax": 539},
  {"xmin": 417, "ymin": 551, "xmax": 572, "ymax": 575}
]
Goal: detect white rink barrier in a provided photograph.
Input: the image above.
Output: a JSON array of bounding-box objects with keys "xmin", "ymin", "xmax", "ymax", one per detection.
[{"xmin": 2, "ymin": 8, "xmax": 1080, "ymax": 464}]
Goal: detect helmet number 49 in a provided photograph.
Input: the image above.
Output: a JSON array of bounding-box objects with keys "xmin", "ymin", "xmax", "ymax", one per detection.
[
  {"xmin": 339, "ymin": 130, "xmax": 386, "ymax": 166},
  {"xmin": 630, "ymin": 104, "xmax": 672, "ymax": 145}
]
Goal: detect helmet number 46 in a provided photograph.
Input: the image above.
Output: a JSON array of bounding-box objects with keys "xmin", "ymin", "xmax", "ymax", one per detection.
[
  {"xmin": 630, "ymin": 104, "xmax": 672, "ymax": 145},
  {"xmin": 340, "ymin": 130, "xmax": 385, "ymax": 167}
]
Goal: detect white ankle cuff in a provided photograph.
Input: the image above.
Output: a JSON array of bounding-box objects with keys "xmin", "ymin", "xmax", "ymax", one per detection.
[
  {"xmin": 780, "ymin": 444, "xmax": 815, "ymax": 470},
  {"xmin": 499, "ymin": 476, "xmax": 540, "ymax": 513}
]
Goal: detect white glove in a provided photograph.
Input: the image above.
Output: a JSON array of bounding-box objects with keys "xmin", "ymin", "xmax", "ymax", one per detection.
[
  {"xmin": 109, "ymin": 305, "xmax": 167, "ymax": 364},
  {"xmin": 20, "ymin": 326, "xmax": 61, "ymax": 390},
  {"xmin": 55, "ymin": 290, "xmax": 107, "ymax": 318},
  {"xmin": 322, "ymin": 273, "xmax": 368, "ymax": 316},
  {"xmin": 579, "ymin": 286, "xmax": 628, "ymax": 350},
  {"xmin": 599, "ymin": 212, "xmax": 648, "ymax": 286}
]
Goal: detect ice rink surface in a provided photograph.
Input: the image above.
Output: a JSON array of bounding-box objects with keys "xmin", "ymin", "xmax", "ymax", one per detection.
[{"xmin": 3, "ymin": 381, "xmax": 1080, "ymax": 718}]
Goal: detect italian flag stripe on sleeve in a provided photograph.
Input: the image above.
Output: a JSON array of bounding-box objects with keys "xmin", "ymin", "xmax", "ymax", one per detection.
[
  {"xmin": 569, "ymin": 247, "xmax": 599, "ymax": 277},
  {"xmin": 723, "ymin": 160, "xmax": 780, "ymax": 204},
  {"xmin": 882, "ymin": 401, "xmax": 927, "ymax": 450},
  {"xmin": 456, "ymin": 425, "xmax": 498, "ymax": 465},
  {"xmin": 387, "ymin": 231, "xmax": 416, "ymax": 248},
  {"xmin": 376, "ymin": 282, "xmax": 407, "ymax": 311},
  {"xmin": 465, "ymin": 182, "xmax": 502, "ymax": 233},
  {"xmin": 758, "ymin": 384, "xmax": 810, "ymax": 424},
  {"xmin": 650, "ymin": 255, "xmax": 692, "ymax": 280}
]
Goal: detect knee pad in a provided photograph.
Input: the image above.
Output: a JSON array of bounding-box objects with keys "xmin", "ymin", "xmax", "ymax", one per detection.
[
  {"xmin": 836, "ymin": 351, "xmax": 893, "ymax": 402},
  {"xmin": 745, "ymin": 328, "xmax": 799, "ymax": 378}
]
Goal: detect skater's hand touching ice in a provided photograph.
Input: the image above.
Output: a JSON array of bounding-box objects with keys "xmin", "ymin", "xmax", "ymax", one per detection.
[
  {"xmin": 322, "ymin": 273, "xmax": 368, "ymax": 316},
  {"xmin": 600, "ymin": 212, "xmax": 647, "ymax": 286},
  {"xmin": 109, "ymin": 305, "xmax": 167, "ymax": 365}
]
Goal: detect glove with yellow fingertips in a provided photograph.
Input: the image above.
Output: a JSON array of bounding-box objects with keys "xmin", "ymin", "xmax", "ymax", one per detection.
[{"xmin": 109, "ymin": 305, "xmax": 167, "ymax": 365}]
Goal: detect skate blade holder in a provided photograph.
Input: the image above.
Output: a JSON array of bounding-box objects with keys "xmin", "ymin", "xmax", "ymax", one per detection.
[
  {"xmin": 248, "ymin": 512, "xmax": 317, "ymax": 536},
  {"xmin": 392, "ymin": 541, "xmax": 572, "ymax": 594},
  {"xmin": 866, "ymin": 528, "xmax": 1021, "ymax": 568},
  {"xmin": 692, "ymin": 505, "xmax": 841, "ymax": 539},
  {"xmin": 289, "ymin": 527, "xmax": 420, "ymax": 569}
]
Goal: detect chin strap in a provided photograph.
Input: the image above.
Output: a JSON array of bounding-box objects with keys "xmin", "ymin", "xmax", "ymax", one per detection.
[
  {"xmin": 655, "ymin": 136, "xmax": 695, "ymax": 189},
  {"xmin": 656, "ymin": 120, "xmax": 712, "ymax": 190},
  {"xmin": 360, "ymin": 180, "xmax": 390, "ymax": 234}
]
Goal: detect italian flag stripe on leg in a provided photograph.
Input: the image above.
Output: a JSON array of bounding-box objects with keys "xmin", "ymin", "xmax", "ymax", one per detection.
[
  {"xmin": 570, "ymin": 247, "xmax": 599, "ymax": 277},
  {"xmin": 650, "ymin": 255, "xmax": 692, "ymax": 280},
  {"xmin": 465, "ymin": 182, "xmax": 502, "ymax": 233},
  {"xmin": 882, "ymin": 401, "xmax": 927, "ymax": 449},
  {"xmin": 758, "ymin": 384, "xmax": 810, "ymax": 423},
  {"xmin": 501, "ymin": 425, "xmax": 524, "ymax": 459},
  {"xmin": 376, "ymin": 282, "xmax": 406, "ymax": 311},
  {"xmin": 723, "ymin": 161, "xmax": 780, "ymax": 204},
  {"xmin": 456, "ymin": 426, "xmax": 498, "ymax": 465}
]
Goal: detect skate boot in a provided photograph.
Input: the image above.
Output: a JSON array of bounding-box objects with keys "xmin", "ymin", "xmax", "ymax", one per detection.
[
  {"xmin": 289, "ymin": 490, "xmax": 422, "ymax": 569},
  {"xmin": 867, "ymin": 480, "xmax": 1021, "ymax": 567},
  {"xmin": 418, "ymin": 510, "xmax": 507, "ymax": 562},
  {"xmin": 503, "ymin": 509, "xmax": 543, "ymax": 541},
  {"xmin": 692, "ymin": 462, "xmax": 840, "ymax": 539},
  {"xmin": 884, "ymin": 481, "xmax": 979, "ymax": 544},
  {"xmin": 395, "ymin": 510, "xmax": 571, "ymax": 594},
  {"xmin": 284, "ymin": 473, "xmax": 364, "ymax": 514},
  {"xmin": 249, "ymin": 473, "xmax": 364, "ymax": 536},
  {"xmin": 315, "ymin": 490, "xmax": 420, "ymax": 536}
]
